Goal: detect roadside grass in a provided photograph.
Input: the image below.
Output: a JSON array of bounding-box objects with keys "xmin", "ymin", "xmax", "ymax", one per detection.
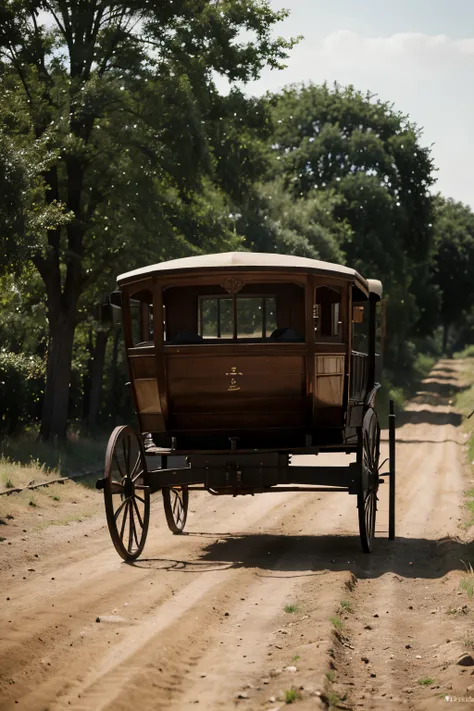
[
  {"xmin": 0, "ymin": 430, "xmax": 106, "ymax": 484},
  {"xmin": 460, "ymin": 561, "xmax": 474, "ymax": 599},
  {"xmin": 284, "ymin": 687, "xmax": 302, "ymax": 704},
  {"xmin": 455, "ymin": 358, "xmax": 474, "ymax": 529},
  {"xmin": 329, "ymin": 615, "xmax": 344, "ymax": 632},
  {"xmin": 339, "ymin": 600, "xmax": 353, "ymax": 614},
  {"xmin": 453, "ymin": 345, "xmax": 474, "ymax": 359},
  {"xmin": 0, "ymin": 439, "xmax": 104, "ymax": 535},
  {"xmin": 417, "ymin": 677, "xmax": 435, "ymax": 686},
  {"xmin": 325, "ymin": 670, "xmax": 335, "ymax": 683},
  {"xmin": 326, "ymin": 690, "xmax": 347, "ymax": 707},
  {"xmin": 284, "ymin": 603, "xmax": 300, "ymax": 614}
]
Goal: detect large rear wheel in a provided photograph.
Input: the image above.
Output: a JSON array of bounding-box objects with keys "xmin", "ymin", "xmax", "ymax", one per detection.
[
  {"xmin": 358, "ymin": 408, "xmax": 380, "ymax": 553},
  {"xmin": 104, "ymin": 426, "xmax": 150, "ymax": 561}
]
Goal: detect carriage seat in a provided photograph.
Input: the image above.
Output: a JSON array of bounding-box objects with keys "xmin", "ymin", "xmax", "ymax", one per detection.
[
  {"xmin": 170, "ymin": 330, "xmax": 204, "ymax": 344},
  {"xmin": 270, "ymin": 327, "xmax": 303, "ymax": 341}
]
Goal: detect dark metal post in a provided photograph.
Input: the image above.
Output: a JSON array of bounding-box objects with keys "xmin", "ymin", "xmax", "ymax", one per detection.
[{"xmin": 388, "ymin": 399, "xmax": 396, "ymax": 540}]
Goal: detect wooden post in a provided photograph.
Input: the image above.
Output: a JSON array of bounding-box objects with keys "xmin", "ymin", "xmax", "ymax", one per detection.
[{"xmin": 388, "ymin": 399, "xmax": 396, "ymax": 540}]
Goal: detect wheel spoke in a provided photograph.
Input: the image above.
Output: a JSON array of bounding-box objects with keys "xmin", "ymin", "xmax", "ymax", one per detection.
[
  {"xmin": 114, "ymin": 497, "xmax": 128, "ymax": 521},
  {"xmin": 111, "ymin": 481, "xmax": 124, "ymax": 495},
  {"xmin": 128, "ymin": 503, "xmax": 134, "ymax": 551},
  {"xmin": 132, "ymin": 496, "xmax": 144, "ymax": 529},
  {"xmin": 134, "ymin": 493, "xmax": 146, "ymax": 504},
  {"xmin": 114, "ymin": 452, "xmax": 125, "ymax": 480},
  {"xmin": 132, "ymin": 464, "xmax": 144, "ymax": 483},
  {"xmin": 130, "ymin": 509, "xmax": 139, "ymax": 548},
  {"xmin": 119, "ymin": 499, "xmax": 130, "ymax": 540},
  {"xmin": 126, "ymin": 435, "xmax": 131, "ymax": 475}
]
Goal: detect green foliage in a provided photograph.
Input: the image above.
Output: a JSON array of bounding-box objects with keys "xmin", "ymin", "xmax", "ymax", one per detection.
[
  {"xmin": 432, "ymin": 196, "xmax": 474, "ymax": 351},
  {"xmin": 454, "ymin": 345, "xmax": 474, "ymax": 359},
  {"xmin": 0, "ymin": 0, "xmax": 297, "ymax": 439},
  {"xmin": 284, "ymin": 687, "xmax": 302, "ymax": 703},
  {"xmin": 0, "ymin": 352, "xmax": 44, "ymax": 434}
]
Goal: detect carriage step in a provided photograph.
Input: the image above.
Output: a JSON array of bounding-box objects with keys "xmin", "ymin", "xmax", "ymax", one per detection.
[{"xmin": 96, "ymin": 478, "xmax": 106, "ymax": 490}]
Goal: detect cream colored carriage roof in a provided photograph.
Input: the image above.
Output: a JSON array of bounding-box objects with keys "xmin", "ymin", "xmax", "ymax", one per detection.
[{"xmin": 117, "ymin": 251, "xmax": 382, "ymax": 297}]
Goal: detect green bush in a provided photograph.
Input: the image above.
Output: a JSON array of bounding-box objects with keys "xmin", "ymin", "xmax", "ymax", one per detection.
[
  {"xmin": 454, "ymin": 344, "xmax": 474, "ymax": 359},
  {"xmin": 0, "ymin": 351, "xmax": 45, "ymax": 433}
]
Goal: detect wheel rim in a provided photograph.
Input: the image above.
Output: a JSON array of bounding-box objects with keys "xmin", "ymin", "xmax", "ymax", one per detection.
[
  {"xmin": 163, "ymin": 486, "xmax": 188, "ymax": 533},
  {"xmin": 358, "ymin": 409, "xmax": 380, "ymax": 553},
  {"xmin": 104, "ymin": 426, "xmax": 150, "ymax": 561}
]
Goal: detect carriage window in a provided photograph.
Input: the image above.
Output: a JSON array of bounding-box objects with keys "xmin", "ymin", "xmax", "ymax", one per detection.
[
  {"xmin": 200, "ymin": 297, "xmax": 233, "ymax": 339},
  {"xmin": 199, "ymin": 296, "xmax": 277, "ymax": 340},
  {"xmin": 237, "ymin": 297, "xmax": 277, "ymax": 338},
  {"xmin": 352, "ymin": 302, "xmax": 368, "ymax": 352},
  {"xmin": 314, "ymin": 286, "xmax": 342, "ymax": 341},
  {"xmin": 130, "ymin": 290, "xmax": 154, "ymax": 346}
]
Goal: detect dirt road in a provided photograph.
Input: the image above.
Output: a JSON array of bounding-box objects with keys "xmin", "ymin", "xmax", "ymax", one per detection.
[{"xmin": 1, "ymin": 361, "xmax": 473, "ymax": 711}]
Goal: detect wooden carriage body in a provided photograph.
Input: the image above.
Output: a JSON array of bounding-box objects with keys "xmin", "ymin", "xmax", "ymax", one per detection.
[
  {"xmin": 116, "ymin": 252, "xmax": 383, "ymax": 453},
  {"xmin": 98, "ymin": 252, "xmax": 395, "ymax": 561}
]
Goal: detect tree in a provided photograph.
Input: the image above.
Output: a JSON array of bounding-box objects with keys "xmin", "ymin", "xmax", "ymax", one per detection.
[
  {"xmin": 240, "ymin": 178, "xmax": 350, "ymax": 262},
  {"xmin": 0, "ymin": 0, "xmax": 296, "ymax": 440},
  {"xmin": 432, "ymin": 196, "xmax": 474, "ymax": 352},
  {"xmin": 266, "ymin": 82, "xmax": 438, "ymax": 372}
]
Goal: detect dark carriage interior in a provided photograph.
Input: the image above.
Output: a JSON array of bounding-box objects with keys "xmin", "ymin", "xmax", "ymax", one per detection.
[{"xmin": 163, "ymin": 282, "xmax": 306, "ymax": 344}]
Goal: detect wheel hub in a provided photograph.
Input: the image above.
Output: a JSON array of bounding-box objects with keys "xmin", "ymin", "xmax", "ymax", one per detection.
[{"xmin": 123, "ymin": 477, "xmax": 134, "ymax": 498}]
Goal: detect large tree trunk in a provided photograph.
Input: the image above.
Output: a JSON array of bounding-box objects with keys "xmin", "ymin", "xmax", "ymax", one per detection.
[
  {"xmin": 87, "ymin": 329, "xmax": 109, "ymax": 430},
  {"xmin": 40, "ymin": 308, "xmax": 77, "ymax": 442}
]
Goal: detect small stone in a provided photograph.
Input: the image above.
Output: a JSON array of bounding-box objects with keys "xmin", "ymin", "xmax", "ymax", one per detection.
[
  {"xmin": 236, "ymin": 692, "xmax": 248, "ymax": 699},
  {"xmin": 402, "ymin": 687, "xmax": 412, "ymax": 694},
  {"xmin": 224, "ymin": 612, "xmax": 229, "ymax": 617},
  {"xmin": 275, "ymin": 644, "xmax": 282, "ymax": 649},
  {"xmin": 364, "ymin": 624, "xmax": 372, "ymax": 630},
  {"xmin": 430, "ymin": 609, "xmax": 437, "ymax": 614},
  {"xmin": 373, "ymin": 613, "xmax": 379, "ymax": 618},
  {"xmin": 96, "ymin": 617, "xmax": 101, "ymax": 623},
  {"xmin": 361, "ymin": 656, "xmax": 370, "ymax": 664},
  {"xmin": 408, "ymin": 605, "xmax": 414, "ymax": 610},
  {"xmin": 467, "ymin": 684, "xmax": 474, "ymax": 692},
  {"xmin": 262, "ymin": 679, "xmax": 270, "ymax": 685},
  {"xmin": 415, "ymin": 655, "xmax": 422, "ymax": 659},
  {"xmin": 370, "ymin": 672, "xmax": 376, "ymax": 678},
  {"xmin": 268, "ymin": 697, "xmax": 276, "ymax": 703},
  {"xmin": 405, "ymin": 644, "xmax": 412, "ymax": 649},
  {"xmin": 285, "ymin": 666, "xmax": 297, "ymax": 673}
]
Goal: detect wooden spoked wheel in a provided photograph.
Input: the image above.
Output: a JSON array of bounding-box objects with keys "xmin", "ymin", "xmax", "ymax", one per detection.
[
  {"xmin": 358, "ymin": 408, "xmax": 380, "ymax": 553},
  {"xmin": 162, "ymin": 486, "xmax": 189, "ymax": 534},
  {"xmin": 104, "ymin": 426, "xmax": 150, "ymax": 561}
]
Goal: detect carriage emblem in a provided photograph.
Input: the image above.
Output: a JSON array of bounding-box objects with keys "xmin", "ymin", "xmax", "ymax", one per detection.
[{"xmin": 226, "ymin": 366, "xmax": 242, "ymax": 391}]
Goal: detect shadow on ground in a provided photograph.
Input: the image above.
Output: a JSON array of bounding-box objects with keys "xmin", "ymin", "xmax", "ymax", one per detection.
[{"xmin": 130, "ymin": 532, "xmax": 474, "ymax": 581}]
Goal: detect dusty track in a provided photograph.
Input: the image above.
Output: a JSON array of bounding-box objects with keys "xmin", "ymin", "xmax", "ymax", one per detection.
[{"xmin": 1, "ymin": 360, "xmax": 473, "ymax": 711}]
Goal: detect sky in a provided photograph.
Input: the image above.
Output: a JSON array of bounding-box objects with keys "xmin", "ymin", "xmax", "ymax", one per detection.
[{"xmin": 230, "ymin": 0, "xmax": 474, "ymax": 208}]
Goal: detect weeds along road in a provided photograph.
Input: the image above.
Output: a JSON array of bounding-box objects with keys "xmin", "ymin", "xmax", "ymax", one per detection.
[{"xmin": 0, "ymin": 360, "xmax": 473, "ymax": 711}]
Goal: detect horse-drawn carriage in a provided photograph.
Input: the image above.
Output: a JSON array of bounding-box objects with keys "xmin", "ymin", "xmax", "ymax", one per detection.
[{"xmin": 96, "ymin": 252, "xmax": 396, "ymax": 560}]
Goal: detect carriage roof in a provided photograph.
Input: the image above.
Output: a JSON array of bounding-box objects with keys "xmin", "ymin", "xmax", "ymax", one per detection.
[{"xmin": 117, "ymin": 251, "xmax": 382, "ymax": 299}]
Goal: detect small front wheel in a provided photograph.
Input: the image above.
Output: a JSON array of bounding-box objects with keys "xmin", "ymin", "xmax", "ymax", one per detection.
[
  {"xmin": 104, "ymin": 426, "xmax": 150, "ymax": 561},
  {"xmin": 162, "ymin": 486, "xmax": 189, "ymax": 534}
]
